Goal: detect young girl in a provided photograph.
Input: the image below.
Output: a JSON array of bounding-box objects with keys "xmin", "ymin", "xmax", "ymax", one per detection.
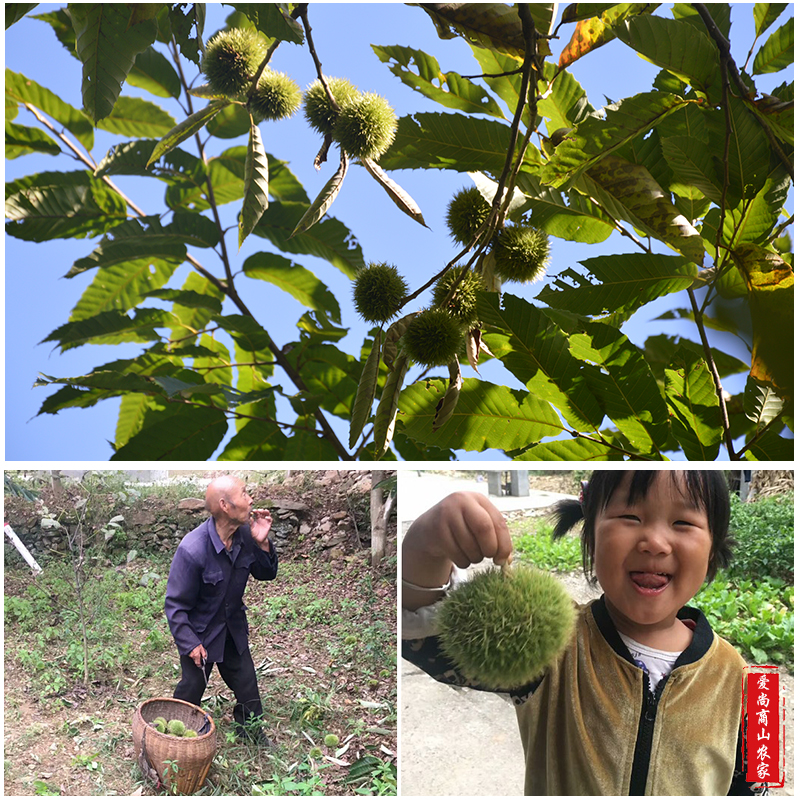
[{"xmin": 402, "ymin": 470, "xmax": 765, "ymax": 796}]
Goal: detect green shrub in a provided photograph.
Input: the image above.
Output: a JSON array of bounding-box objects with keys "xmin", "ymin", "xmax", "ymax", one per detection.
[{"xmin": 727, "ymin": 493, "xmax": 793, "ymax": 582}]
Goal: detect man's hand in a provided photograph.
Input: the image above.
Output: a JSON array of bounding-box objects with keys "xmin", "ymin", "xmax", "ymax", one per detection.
[
  {"xmin": 251, "ymin": 509, "xmax": 273, "ymax": 551},
  {"xmin": 189, "ymin": 643, "xmax": 207, "ymax": 669}
]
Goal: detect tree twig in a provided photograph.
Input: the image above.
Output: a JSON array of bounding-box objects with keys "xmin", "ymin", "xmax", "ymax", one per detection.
[
  {"xmin": 687, "ymin": 287, "xmax": 736, "ymax": 459},
  {"xmin": 693, "ymin": 3, "xmax": 793, "ymax": 177}
]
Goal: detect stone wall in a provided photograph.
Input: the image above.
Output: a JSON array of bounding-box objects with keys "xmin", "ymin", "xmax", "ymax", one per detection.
[{"xmin": 3, "ymin": 495, "xmax": 306, "ymax": 563}]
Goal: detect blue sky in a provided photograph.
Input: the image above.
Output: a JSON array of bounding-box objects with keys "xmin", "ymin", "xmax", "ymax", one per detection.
[{"xmin": 5, "ymin": 3, "xmax": 793, "ymax": 461}]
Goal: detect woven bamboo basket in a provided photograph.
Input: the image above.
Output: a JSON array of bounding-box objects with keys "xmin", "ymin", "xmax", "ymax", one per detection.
[{"xmin": 132, "ymin": 698, "xmax": 216, "ymax": 795}]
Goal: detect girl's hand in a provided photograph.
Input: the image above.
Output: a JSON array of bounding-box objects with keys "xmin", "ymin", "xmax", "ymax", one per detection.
[{"xmin": 403, "ymin": 492, "xmax": 512, "ymax": 609}]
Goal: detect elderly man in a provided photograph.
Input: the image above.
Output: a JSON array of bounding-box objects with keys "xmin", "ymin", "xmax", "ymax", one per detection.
[{"xmin": 165, "ymin": 474, "xmax": 277, "ymax": 744}]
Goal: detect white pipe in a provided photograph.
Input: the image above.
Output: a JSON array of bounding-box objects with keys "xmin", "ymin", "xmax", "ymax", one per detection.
[{"xmin": 4, "ymin": 523, "xmax": 43, "ymax": 575}]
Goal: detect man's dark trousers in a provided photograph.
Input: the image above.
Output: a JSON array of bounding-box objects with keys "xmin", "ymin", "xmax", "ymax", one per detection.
[{"xmin": 174, "ymin": 632, "xmax": 263, "ymax": 735}]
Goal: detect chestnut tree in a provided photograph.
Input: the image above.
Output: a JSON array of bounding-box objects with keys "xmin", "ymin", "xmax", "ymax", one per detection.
[{"xmin": 5, "ymin": 3, "xmax": 794, "ymax": 460}]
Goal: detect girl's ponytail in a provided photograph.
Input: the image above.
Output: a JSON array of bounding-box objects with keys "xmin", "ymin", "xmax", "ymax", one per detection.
[{"xmin": 551, "ymin": 498, "xmax": 584, "ymax": 539}]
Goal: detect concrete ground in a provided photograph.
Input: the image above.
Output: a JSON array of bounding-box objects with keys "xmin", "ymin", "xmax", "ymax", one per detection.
[{"xmin": 398, "ymin": 471, "xmax": 577, "ymax": 797}]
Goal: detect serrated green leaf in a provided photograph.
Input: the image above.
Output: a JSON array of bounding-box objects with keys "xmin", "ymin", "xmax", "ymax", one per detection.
[
  {"xmin": 373, "ymin": 354, "xmax": 409, "ymax": 458},
  {"xmin": 381, "ymin": 112, "xmax": 539, "ymax": 174},
  {"xmin": 743, "ymin": 376, "xmax": 785, "ymax": 429},
  {"xmin": 414, "ymin": 3, "xmax": 529, "ymax": 58},
  {"xmin": 253, "ymin": 201, "xmax": 364, "ymax": 279},
  {"xmin": 754, "ymin": 3, "xmax": 788, "ymax": 37},
  {"xmin": 239, "ymin": 122, "xmax": 270, "ymax": 248},
  {"xmin": 538, "ymin": 61, "xmax": 594, "ymax": 132},
  {"xmin": 584, "ymin": 154, "xmax": 705, "ymax": 263},
  {"xmin": 349, "ymin": 332, "xmax": 383, "ymax": 449},
  {"xmin": 96, "ymin": 96, "xmax": 176, "ymax": 138},
  {"xmin": 733, "ymin": 244, "xmax": 793, "ymax": 400},
  {"xmin": 291, "ymin": 151, "xmax": 347, "ymax": 237},
  {"xmin": 127, "ymin": 45, "xmax": 182, "ymax": 99},
  {"xmin": 115, "ymin": 392, "xmax": 161, "ymax": 448},
  {"xmin": 398, "ymin": 377, "xmax": 562, "ymax": 453},
  {"xmin": 5, "ymin": 68, "xmax": 94, "ymax": 149},
  {"xmin": 293, "ymin": 344, "xmax": 361, "ymax": 419},
  {"xmin": 243, "ymin": 252, "xmax": 341, "ymax": 321},
  {"xmin": 206, "ymin": 102, "xmax": 252, "ymax": 139},
  {"xmin": 166, "ymin": 4, "xmax": 204, "ymax": 64},
  {"xmin": 660, "ymin": 135, "xmax": 723, "ymax": 205},
  {"xmin": 144, "ymin": 288, "xmax": 223, "ymax": 313},
  {"xmin": 111, "ymin": 404, "xmax": 228, "ymax": 460},
  {"xmin": 218, "ymin": 419, "xmax": 288, "ymax": 460},
  {"xmin": 569, "ymin": 322, "xmax": 670, "ymax": 454},
  {"xmin": 6, "ymin": 4, "xmax": 38, "ymax": 29},
  {"xmin": 229, "ymin": 3, "xmax": 304, "ymax": 44},
  {"xmin": 559, "ymin": 4, "xmax": 620, "ymax": 24},
  {"xmin": 147, "ymin": 100, "xmax": 229, "ymax": 167},
  {"xmin": 468, "ymin": 44, "xmax": 529, "ymax": 124},
  {"xmin": 5, "ymin": 170, "xmax": 127, "ymax": 242},
  {"xmin": 742, "ymin": 429, "xmax": 794, "ymax": 461},
  {"xmin": 70, "ymin": 258, "xmax": 178, "ymax": 321},
  {"xmin": 540, "ymin": 92, "xmax": 692, "ymax": 188},
  {"xmin": 34, "ymin": 369, "xmax": 158, "ymax": 396},
  {"xmin": 706, "ymin": 99, "xmax": 772, "ymax": 204},
  {"xmin": 515, "ymin": 172, "xmax": 614, "ymax": 244},
  {"xmin": 753, "ymin": 18, "xmax": 793, "ymax": 74},
  {"xmin": 283, "ymin": 419, "xmax": 342, "ymax": 460},
  {"xmin": 711, "ymin": 170, "xmax": 792, "ymax": 248},
  {"xmin": 513, "ymin": 436, "xmax": 626, "ymax": 460},
  {"xmin": 165, "ymin": 147, "xmax": 244, "ymax": 209},
  {"xmin": 215, "ymin": 314, "xmax": 273, "ymax": 353},
  {"xmin": 5, "ymin": 120, "xmax": 60, "ymax": 158},
  {"xmin": 614, "ymin": 16, "xmax": 719, "ymax": 94},
  {"xmin": 664, "ymin": 348, "xmax": 723, "ymax": 460},
  {"xmin": 477, "ymin": 292, "xmax": 604, "ymax": 432},
  {"xmin": 70, "ymin": 4, "xmax": 159, "ymax": 122},
  {"xmin": 537, "ymin": 253, "xmax": 696, "ymax": 316},
  {"xmin": 373, "ymin": 44, "xmax": 506, "ymax": 118},
  {"xmin": 66, "ymin": 216, "xmax": 187, "ymax": 277},
  {"xmin": 41, "ymin": 308, "xmax": 172, "ymax": 351}
]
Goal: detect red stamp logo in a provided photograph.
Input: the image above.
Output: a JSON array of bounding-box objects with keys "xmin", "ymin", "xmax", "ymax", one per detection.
[{"xmin": 742, "ymin": 666, "xmax": 784, "ymax": 787}]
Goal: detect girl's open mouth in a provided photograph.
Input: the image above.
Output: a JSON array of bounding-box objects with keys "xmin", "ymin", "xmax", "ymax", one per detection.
[{"xmin": 629, "ymin": 571, "xmax": 672, "ymax": 595}]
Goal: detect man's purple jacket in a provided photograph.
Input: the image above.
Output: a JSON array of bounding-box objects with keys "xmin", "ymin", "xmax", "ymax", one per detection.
[{"xmin": 165, "ymin": 516, "xmax": 278, "ymax": 663}]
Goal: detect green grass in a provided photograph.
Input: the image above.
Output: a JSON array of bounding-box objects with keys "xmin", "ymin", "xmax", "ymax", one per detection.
[{"xmin": 4, "ymin": 555, "xmax": 396, "ymax": 796}]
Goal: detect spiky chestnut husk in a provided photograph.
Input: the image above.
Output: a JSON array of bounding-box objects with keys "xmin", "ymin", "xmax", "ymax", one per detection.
[
  {"xmin": 304, "ymin": 77, "xmax": 360, "ymax": 136},
  {"xmin": 201, "ymin": 28, "xmax": 268, "ymax": 98},
  {"xmin": 353, "ymin": 262, "xmax": 408, "ymax": 323},
  {"xmin": 166, "ymin": 719, "xmax": 186, "ymax": 737},
  {"xmin": 438, "ymin": 566, "xmax": 576, "ymax": 690},
  {"xmin": 183, "ymin": 729, "xmax": 198, "ymax": 738},
  {"xmin": 333, "ymin": 92, "xmax": 398, "ymax": 159},
  {"xmin": 432, "ymin": 267, "xmax": 484, "ymax": 328},
  {"xmin": 324, "ymin": 734, "xmax": 339, "ymax": 747},
  {"xmin": 249, "ymin": 69, "xmax": 302, "ymax": 122},
  {"xmin": 446, "ymin": 186, "xmax": 491, "ymax": 246},
  {"xmin": 402, "ymin": 308, "xmax": 464, "ymax": 367},
  {"xmin": 492, "ymin": 223, "xmax": 550, "ymax": 283}
]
